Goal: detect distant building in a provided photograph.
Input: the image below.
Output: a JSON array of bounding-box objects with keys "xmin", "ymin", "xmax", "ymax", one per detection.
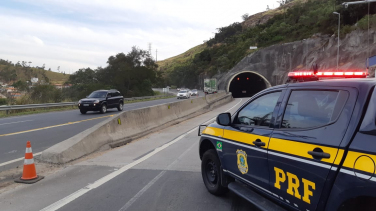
[
  {"xmin": 6, "ymin": 86, "xmax": 15, "ymax": 93},
  {"xmin": 54, "ymin": 84, "xmax": 63, "ymax": 89},
  {"xmin": 31, "ymin": 77, "xmax": 39, "ymax": 85},
  {"xmin": 9, "ymin": 92, "xmax": 23, "ymax": 98},
  {"xmin": 54, "ymin": 84, "xmax": 71, "ymax": 89}
]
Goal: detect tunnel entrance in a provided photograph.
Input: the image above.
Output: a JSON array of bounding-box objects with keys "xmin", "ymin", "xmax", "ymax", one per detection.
[{"xmin": 228, "ymin": 72, "xmax": 269, "ymax": 98}]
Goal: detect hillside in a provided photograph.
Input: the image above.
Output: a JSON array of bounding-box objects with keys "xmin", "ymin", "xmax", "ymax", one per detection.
[
  {"xmin": 157, "ymin": 0, "xmax": 376, "ymax": 88},
  {"xmin": 158, "ymin": 44, "xmax": 206, "ymax": 73},
  {"xmin": 0, "ymin": 63, "xmax": 69, "ymax": 85},
  {"xmin": 157, "ymin": 0, "xmax": 304, "ymax": 77}
]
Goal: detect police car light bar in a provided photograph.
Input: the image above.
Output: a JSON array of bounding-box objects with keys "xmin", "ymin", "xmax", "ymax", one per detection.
[{"xmin": 288, "ymin": 71, "xmax": 367, "ymax": 78}]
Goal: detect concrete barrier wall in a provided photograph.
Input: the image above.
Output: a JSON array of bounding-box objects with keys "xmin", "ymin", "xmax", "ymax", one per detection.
[
  {"xmin": 40, "ymin": 92, "xmax": 232, "ymax": 164},
  {"xmin": 206, "ymin": 91, "xmax": 226, "ymax": 104}
]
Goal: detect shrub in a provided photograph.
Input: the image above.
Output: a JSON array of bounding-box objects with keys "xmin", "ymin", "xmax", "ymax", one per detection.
[{"xmin": 0, "ymin": 98, "xmax": 7, "ymax": 105}]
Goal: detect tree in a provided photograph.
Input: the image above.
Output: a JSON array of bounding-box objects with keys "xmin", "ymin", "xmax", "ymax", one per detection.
[
  {"xmin": 12, "ymin": 80, "xmax": 29, "ymax": 92},
  {"xmin": 277, "ymin": 0, "xmax": 285, "ymax": 6},
  {"xmin": 266, "ymin": 5, "xmax": 270, "ymax": 11},
  {"xmin": 30, "ymin": 85, "xmax": 62, "ymax": 103},
  {"xmin": 66, "ymin": 47, "xmax": 158, "ymax": 99},
  {"xmin": 242, "ymin": 13, "xmax": 249, "ymax": 21}
]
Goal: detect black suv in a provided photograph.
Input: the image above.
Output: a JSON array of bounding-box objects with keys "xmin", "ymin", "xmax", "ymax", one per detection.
[{"xmin": 78, "ymin": 90, "xmax": 123, "ymax": 114}]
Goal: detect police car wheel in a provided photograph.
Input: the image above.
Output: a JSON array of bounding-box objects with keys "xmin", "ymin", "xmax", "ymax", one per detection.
[
  {"xmin": 201, "ymin": 149, "xmax": 227, "ymax": 195},
  {"xmin": 80, "ymin": 109, "xmax": 87, "ymax": 114}
]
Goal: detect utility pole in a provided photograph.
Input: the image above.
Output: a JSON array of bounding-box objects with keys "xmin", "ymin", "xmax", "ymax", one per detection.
[
  {"xmin": 156, "ymin": 49, "xmax": 158, "ymax": 62},
  {"xmin": 148, "ymin": 43, "xmax": 152, "ymax": 54},
  {"xmin": 333, "ymin": 12, "xmax": 340, "ymax": 70}
]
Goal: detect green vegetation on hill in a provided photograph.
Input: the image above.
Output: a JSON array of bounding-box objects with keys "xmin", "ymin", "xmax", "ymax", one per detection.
[
  {"xmin": 158, "ymin": 44, "xmax": 206, "ymax": 74},
  {"xmin": 158, "ymin": 0, "xmax": 376, "ymax": 88},
  {"xmin": 0, "ymin": 60, "xmax": 69, "ymax": 85},
  {"xmin": 0, "ymin": 47, "xmax": 160, "ymax": 105}
]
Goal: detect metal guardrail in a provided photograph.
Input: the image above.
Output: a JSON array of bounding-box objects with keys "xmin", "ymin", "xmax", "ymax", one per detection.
[
  {"xmin": 123, "ymin": 94, "xmax": 173, "ymax": 101},
  {"xmin": 0, "ymin": 102, "xmax": 76, "ymax": 112},
  {"xmin": 0, "ymin": 94, "xmax": 174, "ymax": 113}
]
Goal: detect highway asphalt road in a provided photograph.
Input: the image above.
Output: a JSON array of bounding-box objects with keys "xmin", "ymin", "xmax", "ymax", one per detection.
[
  {"xmin": 0, "ymin": 95, "xmax": 201, "ymax": 171},
  {"xmin": 0, "ymin": 97, "xmax": 259, "ymax": 211}
]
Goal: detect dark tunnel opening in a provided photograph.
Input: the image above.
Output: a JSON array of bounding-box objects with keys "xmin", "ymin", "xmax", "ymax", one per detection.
[{"xmin": 229, "ymin": 72, "xmax": 268, "ymax": 98}]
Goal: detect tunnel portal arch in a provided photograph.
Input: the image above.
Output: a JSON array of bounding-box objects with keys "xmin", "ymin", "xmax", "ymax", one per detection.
[{"xmin": 227, "ymin": 71, "xmax": 271, "ymax": 98}]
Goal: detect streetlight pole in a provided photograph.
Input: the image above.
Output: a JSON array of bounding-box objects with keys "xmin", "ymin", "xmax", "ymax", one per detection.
[
  {"xmin": 342, "ymin": 0, "xmax": 376, "ymax": 74},
  {"xmin": 333, "ymin": 12, "xmax": 340, "ymax": 71}
]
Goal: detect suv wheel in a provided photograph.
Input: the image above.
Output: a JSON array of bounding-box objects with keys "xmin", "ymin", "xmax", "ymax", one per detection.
[
  {"xmin": 117, "ymin": 102, "xmax": 123, "ymax": 111},
  {"xmin": 80, "ymin": 109, "xmax": 87, "ymax": 114},
  {"xmin": 201, "ymin": 149, "xmax": 228, "ymax": 195},
  {"xmin": 100, "ymin": 104, "xmax": 107, "ymax": 114}
]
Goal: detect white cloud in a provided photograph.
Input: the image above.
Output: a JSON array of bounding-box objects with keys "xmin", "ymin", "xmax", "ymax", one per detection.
[{"xmin": 1, "ymin": 0, "xmax": 280, "ymax": 74}]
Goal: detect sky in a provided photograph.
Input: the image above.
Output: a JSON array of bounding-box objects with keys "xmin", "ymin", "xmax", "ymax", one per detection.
[{"xmin": 0, "ymin": 0, "xmax": 279, "ymax": 74}]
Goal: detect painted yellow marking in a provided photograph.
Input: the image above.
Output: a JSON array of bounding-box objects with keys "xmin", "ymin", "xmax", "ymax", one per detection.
[
  {"xmin": 343, "ymin": 151, "xmax": 376, "ymax": 174},
  {"xmin": 269, "ymin": 138, "xmax": 339, "ymax": 164},
  {"xmin": 223, "ymin": 129, "xmax": 270, "ymax": 148},
  {"xmin": 0, "ymin": 115, "xmax": 113, "ymax": 137},
  {"xmin": 334, "ymin": 149, "xmax": 345, "ymax": 165},
  {"xmin": 286, "ymin": 172, "xmax": 301, "ymax": 199},
  {"xmin": 273, "ymin": 167, "xmax": 316, "ymax": 204},
  {"xmin": 302, "ymin": 178, "xmax": 315, "ymax": 204},
  {"xmin": 202, "ymin": 126, "xmax": 223, "ymax": 137},
  {"xmin": 274, "ymin": 167, "xmax": 286, "ymax": 189}
]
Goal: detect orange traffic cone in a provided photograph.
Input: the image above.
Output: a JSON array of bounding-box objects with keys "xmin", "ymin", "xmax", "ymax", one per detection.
[{"xmin": 15, "ymin": 141, "xmax": 44, "ymax": 184}]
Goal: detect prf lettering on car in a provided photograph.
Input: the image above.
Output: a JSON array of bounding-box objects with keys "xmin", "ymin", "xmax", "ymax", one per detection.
[
  {"xmin": 274, "ymin": 167, "xmax": 316, "ymax": 204},
  {"xmin": 200, "ymin": 78, "xmax": 376, "ymax": 210}
]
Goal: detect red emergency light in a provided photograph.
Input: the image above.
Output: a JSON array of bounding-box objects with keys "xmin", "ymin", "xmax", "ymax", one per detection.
[{"xmin": 288, "ymin": 70, "xmax": 368, "ymax": 78}]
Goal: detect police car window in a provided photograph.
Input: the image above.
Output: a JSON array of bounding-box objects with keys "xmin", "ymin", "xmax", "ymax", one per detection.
[
  {"xmin": 235, "ymin": 92, "xmax": 281, "ymax": 127},
  {"xmin": 281, "ymin": 90, "xmax": 347, "ymax": 129}
]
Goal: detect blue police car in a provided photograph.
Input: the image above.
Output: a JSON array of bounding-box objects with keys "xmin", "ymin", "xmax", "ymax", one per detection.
[{"xmin": 199, "ymin": 72, "xmax": 376, "ymax": 211}]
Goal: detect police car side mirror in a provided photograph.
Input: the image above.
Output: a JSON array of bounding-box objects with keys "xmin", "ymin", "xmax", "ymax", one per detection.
[{"xmin": 217, "ymin": 113, "xmax": 231, "ymax": 126}]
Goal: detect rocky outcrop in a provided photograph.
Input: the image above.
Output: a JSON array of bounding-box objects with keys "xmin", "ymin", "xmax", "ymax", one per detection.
[{"xmin": 217, "ymin": 29, "xmax": 376, "ymax": 90}]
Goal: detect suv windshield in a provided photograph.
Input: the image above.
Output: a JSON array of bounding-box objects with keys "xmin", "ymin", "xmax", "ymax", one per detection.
[
  {"xmin": 179, "ymin": 91, "xmax": 187, "ymax": 93},
  {"xmin": 88, "ymin": 91, "xmax": 107, "ymax": 98}
]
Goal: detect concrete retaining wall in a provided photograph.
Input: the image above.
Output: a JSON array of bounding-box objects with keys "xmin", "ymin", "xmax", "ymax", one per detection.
[{"xmin": 40, "ymin": 92, "xmax": 233, "ymax": 164}]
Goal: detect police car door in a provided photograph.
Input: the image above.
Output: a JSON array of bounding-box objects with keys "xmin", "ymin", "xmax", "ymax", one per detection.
[
  {"xmin": 222, "ymin": 90, "xmax": 284, "ymax": 192},
  {"xmin": 268, "ymin": 88, "xmax": 356, "ymax": 211}
]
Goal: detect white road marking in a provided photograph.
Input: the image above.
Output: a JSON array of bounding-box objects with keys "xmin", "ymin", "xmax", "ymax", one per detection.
[
  {"xmin": 0, "ymin": 120, "xmax": 33, "ymax": 126},
  {"xmin": 119, "ymin": 136, "xmax": 198, "ymax": 211},
  {"xmin": 40, "ymin": 99, "xmax": 243, "ymax": 211},
  {"xmin": 0, "ymin": 152, "xmax": 42, "ymax": 167}
]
